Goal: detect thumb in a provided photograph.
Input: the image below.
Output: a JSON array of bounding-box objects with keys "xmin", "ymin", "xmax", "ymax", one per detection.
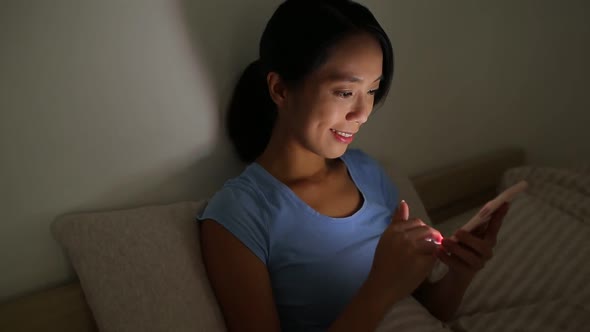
[{"xmin": 392, "ymin": 200, "xmax": 410, "ymax": 222}]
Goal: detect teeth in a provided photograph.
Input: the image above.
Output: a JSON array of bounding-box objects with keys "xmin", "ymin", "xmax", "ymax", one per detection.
[{"xmin": 331, "ymin": 129, "xmax": 353, "ymax": 138}]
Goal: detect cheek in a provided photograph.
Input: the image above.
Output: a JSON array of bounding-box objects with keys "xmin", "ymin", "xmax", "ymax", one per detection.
[
  {"xmin": 310, "ymin": 93, "xmax": 346, "ymax": 121},
  {"xmin": 289, "ymin": 89, "xmax": 347, "ymax": 133},
  {"xmin": 319, "ymin": 102, "xmax": 348, "ymax": 130},
  {"xmin": 305, "ymin": 102, "xmax": 343, "ymax": 134}
]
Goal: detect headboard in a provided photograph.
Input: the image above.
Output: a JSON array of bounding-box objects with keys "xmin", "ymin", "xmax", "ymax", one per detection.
[{"xmin": 412, "ymin": 147, "xmax": 525, "ymax": 223}]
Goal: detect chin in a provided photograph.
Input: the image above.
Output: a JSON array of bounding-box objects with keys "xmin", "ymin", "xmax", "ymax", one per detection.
[
  {"xmin": 321, "ymin": 145, "xmax": 348, "ymax": 159},
  {"xmin": 302, "ymin": 134, "xmax": 349, "ymax": 159}
]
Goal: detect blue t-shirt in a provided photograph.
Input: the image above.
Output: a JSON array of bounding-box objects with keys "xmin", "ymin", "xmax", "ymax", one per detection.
[{"xmin": 197, "ymin": 149, "xmax": 398, "ymax": 331}]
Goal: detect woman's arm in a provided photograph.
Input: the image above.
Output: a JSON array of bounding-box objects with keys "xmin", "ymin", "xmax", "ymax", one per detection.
[
  {"xmin": 413, "ymin": 271, "xmax": 472, "ymax": 321},
  {"xmin": 200, "ymin": 220, "xmax": 281, "ymax": 332}
]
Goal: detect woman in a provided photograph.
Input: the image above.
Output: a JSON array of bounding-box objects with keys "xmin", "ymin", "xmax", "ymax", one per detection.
[{"xmin": 198, "ymin": 1, "xmax": 508, "ymax": 331}]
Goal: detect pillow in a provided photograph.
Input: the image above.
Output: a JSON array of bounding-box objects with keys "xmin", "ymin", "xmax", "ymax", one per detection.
[{"xmin": 52, "ymin": 201, "xmax": 226, "ymax": 332}]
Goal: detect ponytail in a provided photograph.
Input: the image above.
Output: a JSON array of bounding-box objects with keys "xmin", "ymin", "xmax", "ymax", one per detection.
[{"xmin": 226, "ymin": 60, "xmax": 277, "ymax": 163}]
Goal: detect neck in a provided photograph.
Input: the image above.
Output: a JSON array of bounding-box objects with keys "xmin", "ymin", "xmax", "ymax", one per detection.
[{"xmin": 256, "ymin": 122, "xmax": 333, "ymax": 183}]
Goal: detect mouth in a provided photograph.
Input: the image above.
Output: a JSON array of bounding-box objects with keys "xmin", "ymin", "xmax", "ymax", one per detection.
[
  {"xmin": 330, "ymin": 129, "xmax": 355, "ymax": 137},
  {"xmin": 330, "ymin": 128, "xmax": 356, "ymax": 144}
]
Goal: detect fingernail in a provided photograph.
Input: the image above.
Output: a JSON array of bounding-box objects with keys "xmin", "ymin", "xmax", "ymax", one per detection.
[
  {"xmin": 401, "ymin": 199, "xmax": 406, "ymax": 204},
  {"xmin": 426, "ymin": 237, "xmax": 441, "ymax": 247}
]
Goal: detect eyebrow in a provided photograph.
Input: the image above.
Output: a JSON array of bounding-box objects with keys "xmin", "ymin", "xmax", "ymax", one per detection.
[{"xmin": 327, "ymin": 73, "xmax": 383, "ymax": 83}]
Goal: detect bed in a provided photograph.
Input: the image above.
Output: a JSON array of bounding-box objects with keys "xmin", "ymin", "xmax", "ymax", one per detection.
[
  {"xmin": 377, "ymin": 152, "xmax": 590, "ymax": 332},
  {"xmin": 1, "ymin": 147, "xmax": 588, "ymax": 331}
]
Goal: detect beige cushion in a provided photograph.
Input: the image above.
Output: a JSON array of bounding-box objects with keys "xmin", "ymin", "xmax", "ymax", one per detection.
[{"xmin": 51, "ymin": 201, "xmax": 225, "ymax": 332}]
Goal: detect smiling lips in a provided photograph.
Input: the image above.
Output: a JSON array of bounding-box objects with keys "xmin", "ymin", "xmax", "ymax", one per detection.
[{"xmin": 330, "ymin": 128, "xmax": 355, "ymax": 144}]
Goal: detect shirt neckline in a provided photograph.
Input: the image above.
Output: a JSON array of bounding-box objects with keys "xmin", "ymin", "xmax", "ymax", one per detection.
[{"xmin": 249, "ymin": 150, "xmax": 368, "ymax": 223}]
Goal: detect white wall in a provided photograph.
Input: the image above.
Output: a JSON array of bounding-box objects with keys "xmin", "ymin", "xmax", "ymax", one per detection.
[
  {"xmin": 1, "ymin": 0, "xmax": 589, "ymax": 302},
  {"xmin": 356, "ymin": 0, "xmax": 590, "ymax": 171}
]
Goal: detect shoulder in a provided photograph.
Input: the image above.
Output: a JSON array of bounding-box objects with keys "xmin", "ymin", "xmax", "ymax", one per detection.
[
  {"xmin": 342, "ymin": 148, "xmax": 385, "ymax": 175},
  {"xmin": 202, "ymin": 167, "xmax": 269, "ymax": 221},
  {"xmin": 197, "ymin": 166, "xmax": 273, "ymax": 263}
]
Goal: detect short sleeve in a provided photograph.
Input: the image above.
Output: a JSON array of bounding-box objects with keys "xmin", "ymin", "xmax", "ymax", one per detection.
[{"xmin": 197, "ymin": 184, "xmax": 269, "ymax": 265}]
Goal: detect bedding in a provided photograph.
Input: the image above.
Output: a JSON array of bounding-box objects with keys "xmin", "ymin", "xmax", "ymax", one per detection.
[
  {"xmin": 4, "ymin": 148, "xmax": 535, "ymax": 332},
  {"xmin": 37, "ymin": 159, "xmax": 590, "ymax": 332},
  {"xmin": 396, "ymin": 165, "xmax": 590, "ymax": 332}
]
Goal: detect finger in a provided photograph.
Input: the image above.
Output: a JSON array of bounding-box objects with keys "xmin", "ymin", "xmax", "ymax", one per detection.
[
  {"xmin": 405, "ymin": 225, "xmax": 443, "ymax": 251},
  {"xmin": 442, "ymin": 238, "xmax": 485, "ymax": 270},
  {"xmin": 435, "ymin": 247, "xmax": 470, "ymax": 271},
  {"xmin": 404, "ymin": 224, "xmax": 438, "ymax": 240},
  {"xmin": 415, "ymin": 239, "xmax": 441, "ymax": 255},
  {"xmin": 401, "ymin": 200, "xmax": 410, "ymax": 221},
  {"xmin": 479, "ymin": 205, "xmax": 491, "ymax": 219},
  {"xmin": 420, "ymin": 225, "xmax": 443, "ymax": 244},
  {"xmin": 455, "ymin": 230, "xmax": 493, "ymax": 260},
  {"xmin": 429, "ymin": 227, "xmax": 443, "ymax": 244},
  {"xmin": 471, "ymin": 221, "xmax": 490, "ymax": 238},
  {"xmin": 485, "ymin": 202, "xmax": 510, "ymax": 243},
  {"xmin": 404, "ymin": 219, "xmax": 443, "ymax": 244},
  {"xmin": 392, "ymin": 200, "xmax": 409, "ymax": 223},
  {"xmin": 390, "ymin": 218, "xmax": 427, "ymax": 232},
  {"xmin": 386, "ymin": 201, "xmax": 407, "ymax": 234}
]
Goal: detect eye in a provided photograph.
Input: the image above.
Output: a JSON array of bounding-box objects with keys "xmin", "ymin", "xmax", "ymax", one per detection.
[
  {"xmin": 335, "ymin": 91, "xmax": 353, "ymax": 98},
  {"xmin": 368, "ymin": 88, "xmax": 380, "ymax": 96}
]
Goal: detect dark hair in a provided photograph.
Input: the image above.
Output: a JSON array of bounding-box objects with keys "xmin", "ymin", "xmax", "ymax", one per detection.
[{"xmin": 227, "ymin": 0, "xmax": 394, "ymax": 163}]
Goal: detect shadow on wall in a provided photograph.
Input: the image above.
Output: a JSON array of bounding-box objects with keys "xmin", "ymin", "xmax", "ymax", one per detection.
[
  {"xmin": 75, "ymin": 0, "xmax": 279, "ymax": 213},
  {"xmin": 150, "ymin": 0, "xmax": 279, "ymax": 199}
]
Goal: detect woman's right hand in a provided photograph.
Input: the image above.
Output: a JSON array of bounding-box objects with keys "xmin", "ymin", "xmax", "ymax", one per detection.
[{"xmin": 368, "ymin": 201, "xmax": 442, "ymax": 305}]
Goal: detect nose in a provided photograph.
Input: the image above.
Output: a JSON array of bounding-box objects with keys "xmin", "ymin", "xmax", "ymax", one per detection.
[{"xmin": 346, "ymin": 94, "xmax": 372, "ymax": 125}]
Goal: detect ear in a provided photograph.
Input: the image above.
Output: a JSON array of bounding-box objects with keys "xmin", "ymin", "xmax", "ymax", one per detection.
[{"xmin": 267, "ymin": 72, "xmax": 288, "ymax": 109}]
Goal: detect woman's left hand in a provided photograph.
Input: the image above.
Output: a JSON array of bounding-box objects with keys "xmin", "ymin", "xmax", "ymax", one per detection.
[{"xmin": 435, "ymin": 202, "xmax": 510, "ymax": 281}]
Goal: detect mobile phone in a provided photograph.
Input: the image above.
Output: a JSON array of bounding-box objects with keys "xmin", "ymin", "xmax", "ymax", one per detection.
[{"xmin": 460, "ymin": 180, "xmax": 528, "ymax": 233}]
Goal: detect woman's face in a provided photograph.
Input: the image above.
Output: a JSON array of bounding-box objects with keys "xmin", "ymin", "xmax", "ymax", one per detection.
[{"xmin": 281, "ymin": 32, "xmax": 384, "ymax": 159}]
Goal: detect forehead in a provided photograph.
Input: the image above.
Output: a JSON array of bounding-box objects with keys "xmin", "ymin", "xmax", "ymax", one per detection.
[{"xmin": 313, "ymin": 32, "xmax": 384, "ymax": 83}]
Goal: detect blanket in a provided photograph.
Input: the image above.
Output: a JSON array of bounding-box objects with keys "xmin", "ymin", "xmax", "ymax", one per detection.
[{"xmin": 377, "ymin": 166, "xmax": 590, "ymax": 331}]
